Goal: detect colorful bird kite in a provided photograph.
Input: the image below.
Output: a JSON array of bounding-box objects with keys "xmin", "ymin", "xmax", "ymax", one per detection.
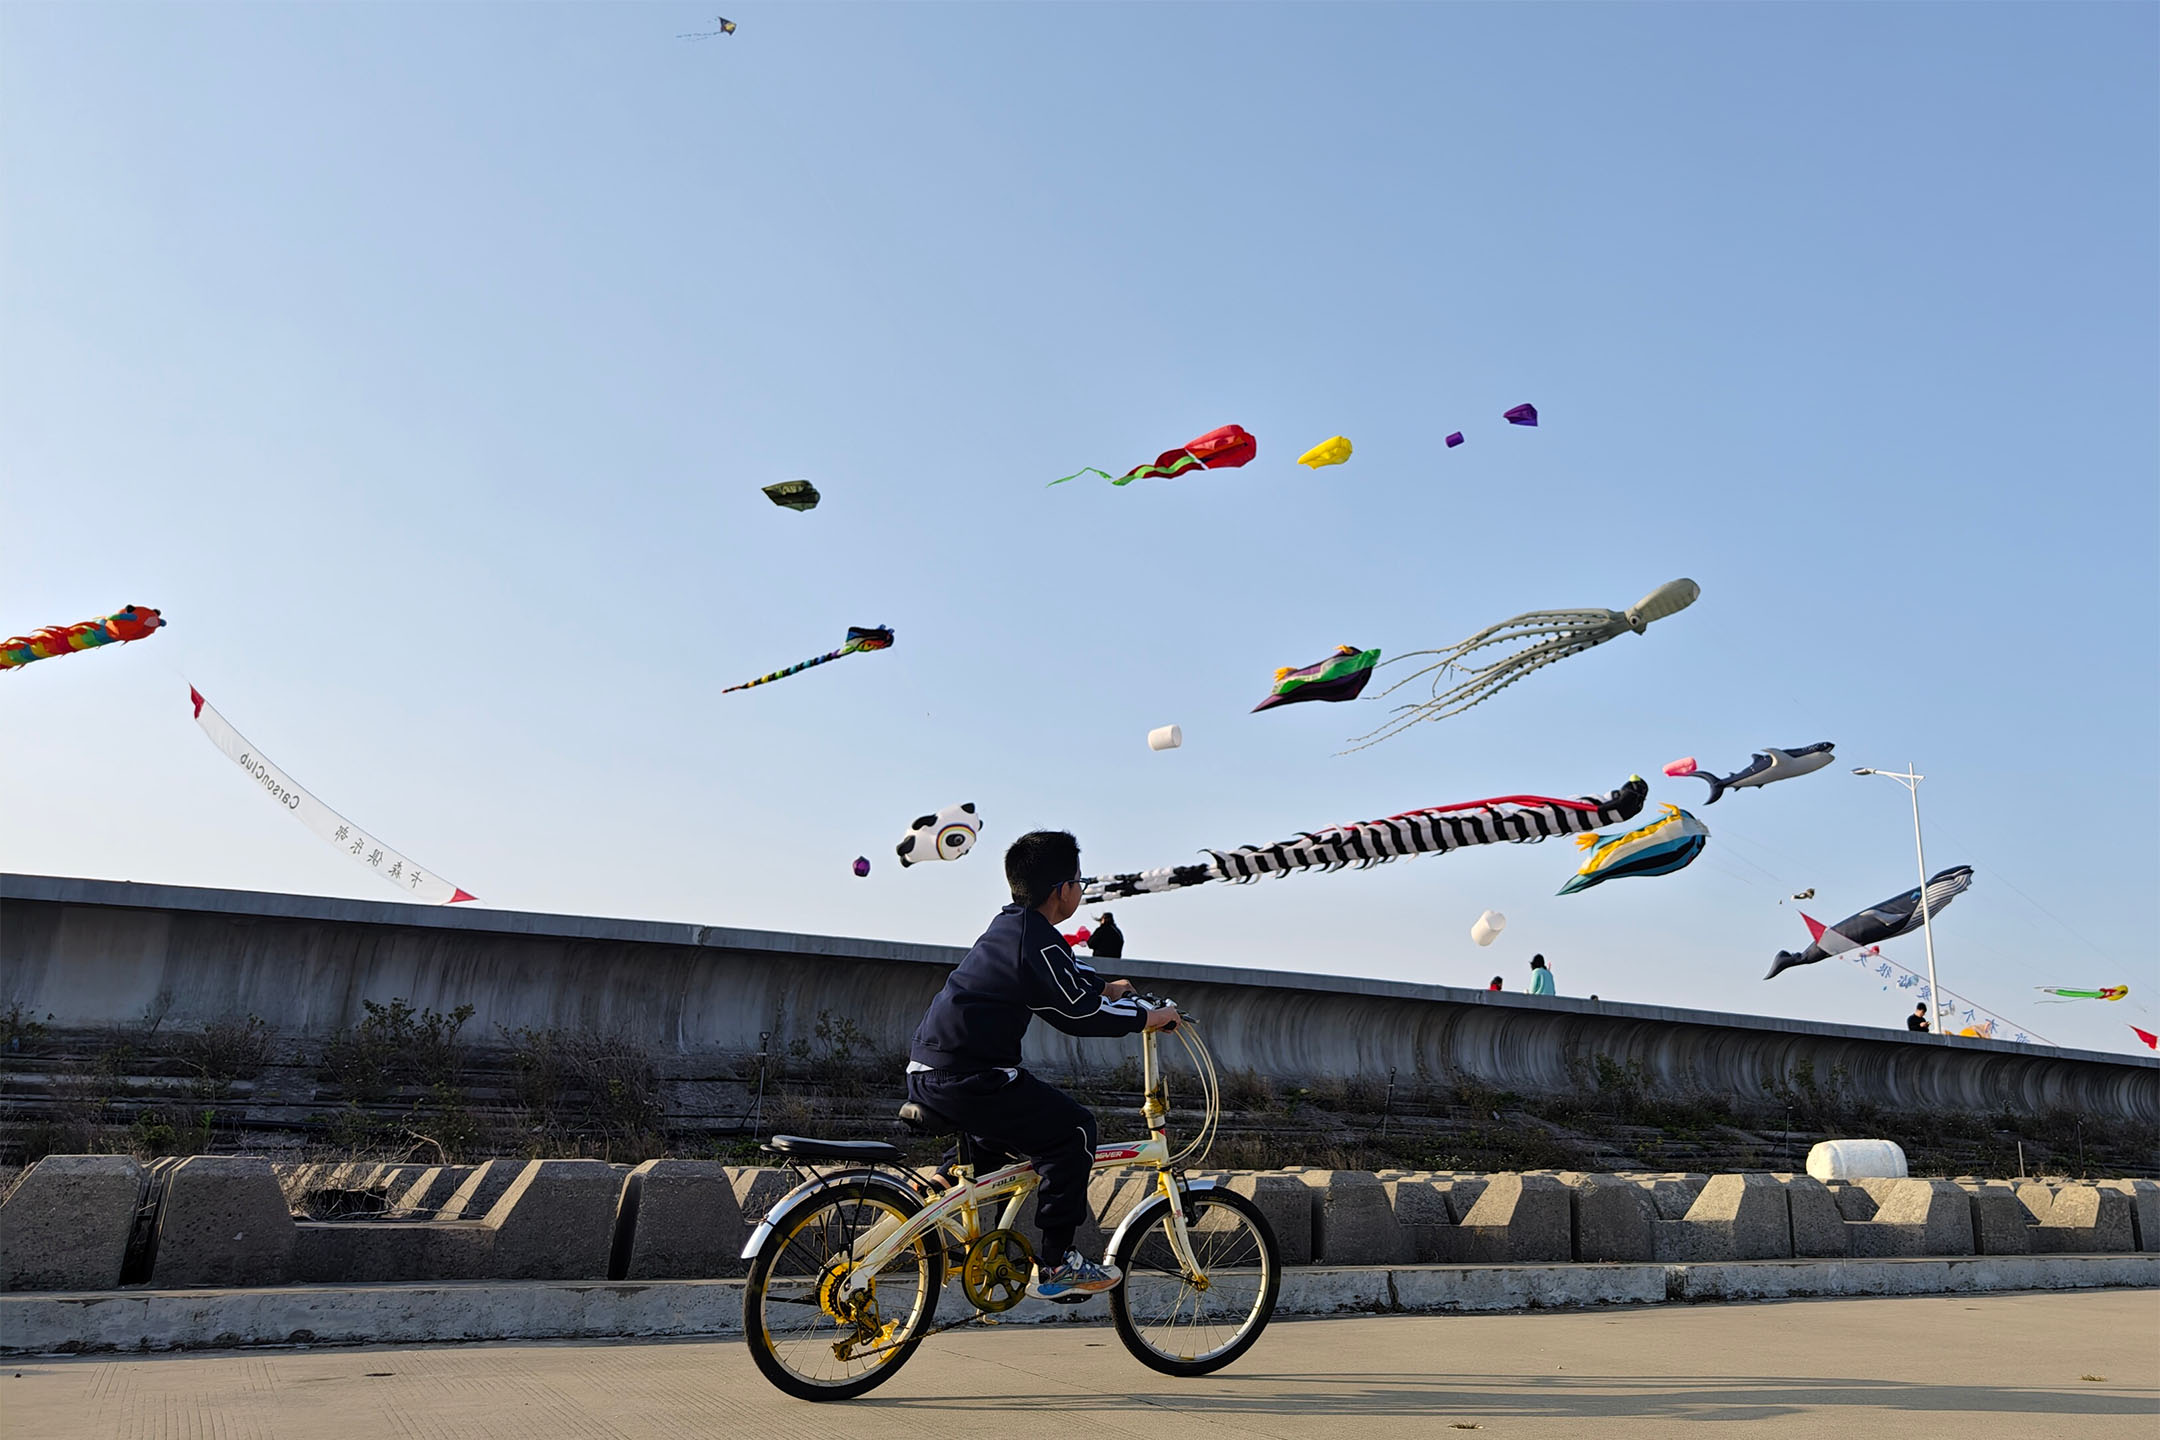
[
  {"xmin": 1558, "ymin": 805, "xmax": 1708, "ymax": 895},
  {"xmin": 763, "ymin": 480, "xmax": 820, "ymax": 512},
  {"xmin": 1079, "ymin": 777, "xmax": 1649, "ymax": 903},
  {"xmin": 189, "ymin": 686, "xmax": 476, "ymax": 905},
  {"xmin": 1665, "ymin": 744, "xmax": 1835, "ymax": 803},
  {"xmin": 1767, "ymin": 865, "xmax": 1974, "ymax": 980},
  {"xmin": 1296, "ymin": 436, "xmax": 1353, "ymax": 469},
  {"xmin": 2035, "ymin": 985, "xmax": 2129, "ymax": 1002},
  {"xmin": 2, "ymin": 605, "xmax": 165, "ymax": 672},
  {"xmin": 723, "ymin": 625, "xmax": 893, "ymax": 693},
  {"xmin": 1050, "ymin": 424, "xmax": 1257, "ymax": 487},
  {"xmin": 897, "ymin": 802, "xmax": 981, "ymax": 867},
  {"xmin": 1503, "ymin": 403, "xmax": 1538, "ymax": 427},
  {"xmin": 1252, "ymin": 645, "xmax": 1381, "ymax": 712},
  {"xmin": 1345, "ymin": 580, "xmax": 1700, "ymax": 750}
]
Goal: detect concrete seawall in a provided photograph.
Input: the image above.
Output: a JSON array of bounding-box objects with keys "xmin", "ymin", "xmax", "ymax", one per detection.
[{"xmin": 4, "ymin": 874, "xmax": 2155, "ymax": 1125}]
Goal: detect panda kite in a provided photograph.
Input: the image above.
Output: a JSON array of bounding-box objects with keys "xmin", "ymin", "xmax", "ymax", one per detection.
[{"xmin": 898, "ymin": 803, "xmax": 982, "ymax": 867}]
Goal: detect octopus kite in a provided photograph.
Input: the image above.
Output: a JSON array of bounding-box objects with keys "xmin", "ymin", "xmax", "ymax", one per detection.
[
  {"xmin": 1050, "ymin": 424, "xmax": 1256, "ymax": 487},
  {"xmin": 1344, "ymin": 580, "xmax": 1700, "ymax": 750},
  {"xmin": 723, "ymin": 625, "xmax": 892, "ymax": 693},
  {"xmin": 1080, "ymin": 777, "xmax": 1648, "ymax": 903},
  {"xmin": 1, "ymin": 605, "xmax": 165, "ymax": 672}
]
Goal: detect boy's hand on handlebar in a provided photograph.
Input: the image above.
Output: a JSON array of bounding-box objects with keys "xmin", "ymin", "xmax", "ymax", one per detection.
[
  {"xmin": 1144, "ymin": 1003, "xmax": 1181, "ymax": 1032},
  {"xmin": 1102, "ymin": 978, "xmax": 1136, "ymax": 1000}
]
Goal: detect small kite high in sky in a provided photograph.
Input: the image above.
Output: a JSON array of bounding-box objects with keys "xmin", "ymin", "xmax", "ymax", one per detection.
[
  {"xmin": 1767, "ymin": 865, "xmax": 1974, "ymax": 980},
  {"xmin": 1080, "ymin": 776, "xmax": 1649, "ymax": 903},
  {"xmin": 1558, "ymin": 805, "xmax": 1708, "ymax": 895},
  {"xmin": 1503, "ymin": 403, "xmax": 1538, "ymax": 426},
  {"xmin": 1344, "ymin": 579, "xmax": 1699, "ymax": 750},
  {"xmin": 679, "ymin": 16, "xmax": 737, "ymax": 38},
  {"xmin": 1051, "ymin": 424, "xmax": 1256, "ymax": 487},
  {"xmin": 1252, "ymin": 645, "xmax": 1381, "ymax": 712},
  {"xmin": 189, "ymin": 686, "xmax": 476, "ymax": 905},
  {"xmin": 2, "ymin": 605, "xmax": 164, "ymax": 672},
  {"xmin": 1470, "ymin": 909, "xmax": 1507, "ymax": 946},
  {"xmin": 763, "ymin": 480, "xmax": 820, "ymax": 512},
  {"xmin": 1296, "ymin": 436, "xmax": 1353, "ymax": 469},
  {"xmin": 1445, "ymin": 432, "xmax": 1465, "ymax": 448},
  {"xmin": 1665, "ymin": 744, "xmax": 1835, "ymax": 803},
  {"xmin": 852, "ymin": 856, "xmax": 871, "ymax": 878},
  {"xmin": 2035, "ymin": 985, "xmax": 2129, "ymax": 1002},
  {"xmin": 723, "ymin": 625, "xmax": 893, "ymax": 693}
]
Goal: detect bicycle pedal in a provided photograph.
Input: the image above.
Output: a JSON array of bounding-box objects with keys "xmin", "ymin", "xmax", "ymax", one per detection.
[{"xmin": 1045, "ymin": 1293, "xmax": 1092, "ymax": 1305}]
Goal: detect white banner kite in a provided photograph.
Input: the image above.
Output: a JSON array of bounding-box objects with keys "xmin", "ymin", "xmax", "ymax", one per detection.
[{"xmin": 189, "ymin": 685, "xmax": 476, "ymax": 905}]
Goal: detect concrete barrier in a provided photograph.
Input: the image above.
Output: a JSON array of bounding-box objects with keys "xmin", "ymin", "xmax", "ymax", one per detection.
[
  {"xmin": 614, "ymin": 1160, "xmax": 744, "ymax": 1280},
  {"xmin": 1299, "ymin": 1171, "xmax": 1406, "ymax": 1265},
  {"xmin": 1566, "ymin": 1174, "xmax": 1657, "ymax": 1263},
  {"xmin": 1654, "ymin": 1174, "xmax": 1792, "ymax": 1262},
  {"xmin": 8, "ymin": 874, "xmax": 2155, "ymax": 1125},
  {"xmin": 2032, "ymin": 1184, "xmax": 2135, "ymax": 1254},
  {"xmin": 1962, "ymin": 1182, "xmax": 2035, "ymax": 1255},
  {"xmin": 1846, "ymin": 1178, "xmax": 1976, "ymax": 1258},
  {"xmin": 0, "ymin": 1155, "xmax": 143, "ymax": 1291}
]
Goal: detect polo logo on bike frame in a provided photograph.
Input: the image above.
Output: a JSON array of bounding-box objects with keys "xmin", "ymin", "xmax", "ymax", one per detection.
[{"xmin": 739, "ymin": 1000, "xmax": 1283, "ymax": 1401}]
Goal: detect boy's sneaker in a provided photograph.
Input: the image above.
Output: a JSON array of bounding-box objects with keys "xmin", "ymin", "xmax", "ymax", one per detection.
[{"xmin": 1028, "ymin": 1250, "xmax": 1121, "ymax": 1303}]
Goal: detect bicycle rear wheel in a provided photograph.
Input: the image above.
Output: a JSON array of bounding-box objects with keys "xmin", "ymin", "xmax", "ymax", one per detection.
[
  {"xmin": 743, "ymin": 1180, "xmax": 944, "ymax": 1402},
  {"xmin": 1108, "ymin": 1185, "xmax": 1280, "ymax": 1376}
]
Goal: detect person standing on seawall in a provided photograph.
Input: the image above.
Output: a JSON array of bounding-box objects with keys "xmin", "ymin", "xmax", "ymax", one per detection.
[
  {"xmin": 1907, "ymin": 1002, "xmax": 1930, "ymax": 1033},
  {"xmin": 1527, "ymin": 954, "xmax": 1556, "ymax": 997},
  {"xmin": 1086, "ymin": 911, "xmax": 1124, "ymax": 961}
]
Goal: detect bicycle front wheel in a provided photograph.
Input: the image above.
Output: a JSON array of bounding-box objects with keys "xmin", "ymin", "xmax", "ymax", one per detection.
[
  {"xmin": 743, "ymin": 1180, "xmax": 944, "ymax": 1402},
  {"xmin": 1108, "ymin": 1185, "xmax": 1280, "ymax": 1376}
]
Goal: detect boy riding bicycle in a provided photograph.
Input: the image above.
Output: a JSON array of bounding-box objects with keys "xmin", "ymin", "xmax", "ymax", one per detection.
[{"xmin": 906, "ymin": 830, "xmax": 1180, "ymax": 1300}]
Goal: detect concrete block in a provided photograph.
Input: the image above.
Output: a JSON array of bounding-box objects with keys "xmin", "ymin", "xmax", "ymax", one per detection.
[
  {"xmin": 2015, "ymin": 1182, "xmax": 2057, "ymax": 1224},
  {"xmin": 620, "ymin": 1160, "xmax": 746, "ymax": 1280},
  {"xmin": 0, "ymin": 1155, "xmax": 144, "ymax": 1291},
  {"xmin": 1633, "ymin": 1177, "xmax": 1702, "ymax": 1221},
  {"xmin": 2032, "ymin": 1184, "xmax": 2135, "ymax": 1254},
  {"xmin": 1438, "ymin": 1175, "xmax": 1491, "ymax": 1223},
  {"xmin": 1225, "ymin": 1173, "xmax": 1312, "ymax": 1267},
  {"xmin": 1774, "ymin": 1175, "xmax": 1848, "ymax": 1258},
  {"xmin": 1846, "ymin": 1179, "xmax": 1974, "ymax": 1258},
  {"xmin": 1826, "ymin": 1181, "xmax": 1879, "ymax": 1221},
  {"xmin": 1652, "ymin": 1174, "xmax": 1792, "ymax": 1262},
  {"xmin": 1965, "ymin": 1183, "xmax": 2035, "ymax": 1255},
  {"xmin": 390, "ymin": 1166, "xmax": 474, "ymax": 1217},
  {"xmin": 1384, "ymin": 1178, "xmax": 1459, "ymax": 1264},
  {"xmin": 439, "ymin": 1159, "xmax": 526, "ymax": 1220},
  {"xmin": 1452, "ymin": 1173, "xmax": 1573, "ymax": 1264},
  {"xmin": 1567, "ymin": 1175, "xmax": 1654, "ymax": 1263},
  {"xmin": 2095, "ymin": 1179, "xmax": 2160, "ymax": 1252},
  {"xmin": 726, "ymin": 1167, "xmax": 799, "ymax": 1228},
  {"xmin": 151, "ymin": 1156, "xmax": 297, "ymax": 1288},
  {"xmin": 484, "ymin": 1160, "xmax": 623, "ymax": 1280},
  {"xmin": 292, "ymin": 1221, "xmax": 489, "ymax": 1283},
  {"xmin": 1297, "ymin": 1171, "xmax": 1407, "ymax": 1265}
]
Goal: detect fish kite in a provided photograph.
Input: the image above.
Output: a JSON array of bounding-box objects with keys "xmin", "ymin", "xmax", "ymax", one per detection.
[
  {"xmin": 763, "ymin": 480, "xmax": 820, "ymax": 512},
  {"xmin": 723, "ymin": 625, "xmax": 893, "ymax": 693},
  {"xmin": 852, "ymin": 856, "xmax": 871, "ymax": 878},
  {"xmin": 188, "ymin": 686, "xmax": 476, "ymax": 905},
  {"xmin": 1346, "ymin": 580, "xmax": 1699, "ymax": 750},
  {"xmin": 1766, "ymin": 865, "xmax": 1974, "ymax": 980},
  {"xmin": 680, "ymin": 16, "xmax": 737, "ymax": 38},
  {"xmin": 2, "ymin": 605, "xmax": 165, "ymax": 672},
  {"xmin": 2133, "ymin": 1026, "xmax": 2158, "ymax": 1051},
  {"xmin": 2035, "ymin": 986, "xmax": 2129, "ymax": 1003},
  {"xmin": 1296, "ymin": 436, "xmax": 1353, "ymax": 469},
  {"xmin": 898, "ymin": 802, "xmax": 981, "ymax": 867},
  {"xmin": 1080, "ymin": 777, "xmax": 1649, "ymax": 903},
  {"xmin": 1664, "ymin": 744, "xmax": 1835, "ymax": 803},
  {"xmin": 1253, "ymin": 645, "xmax": 1381, "ymax": 712},
  {"xmin": 1445, "ymin": 432, "xmax": 1464, "ymax": 448},
  {"xmin": 1558, "ymin": 805, "xmax": 1708, "ymax": 895},
  {"xmin": 1503, "ymin": 403, "xmax": 1538, "ymax": 427},
  {"xmin": 1050, "ymin": 424, "xmax": 1256, "ymax": 487}
]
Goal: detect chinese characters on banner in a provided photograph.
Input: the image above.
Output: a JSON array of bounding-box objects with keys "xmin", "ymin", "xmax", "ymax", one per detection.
[
  {"xmin": 1834, "ymin": 937, "xmax": 2040, "ymax": 1044},
  {"xmin": 189, "ymin": 686, "xmax": 477, "ymax": 906}
]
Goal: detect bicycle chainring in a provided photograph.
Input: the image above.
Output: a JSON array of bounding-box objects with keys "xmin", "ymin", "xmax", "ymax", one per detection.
[{"xmin": 960, "ymin": 1229, "xmax": 1035, "ymax": 1313}]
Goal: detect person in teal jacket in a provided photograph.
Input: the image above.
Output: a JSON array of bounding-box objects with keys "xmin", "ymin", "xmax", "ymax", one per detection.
[{"xmin": 1528, "ymin": 954, "xmax": 1556, "ymax": 996}]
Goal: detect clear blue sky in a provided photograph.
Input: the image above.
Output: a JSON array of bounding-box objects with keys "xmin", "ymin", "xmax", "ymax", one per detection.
[{"xmin": 4, "ymin": 3, "xmax": 2154, "ymax": 1055}]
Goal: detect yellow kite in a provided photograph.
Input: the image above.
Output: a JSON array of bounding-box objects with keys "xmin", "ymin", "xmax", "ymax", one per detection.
[{"xmin": 1296, "ymin": 436, "xmax": 1353, "ymax": 469}]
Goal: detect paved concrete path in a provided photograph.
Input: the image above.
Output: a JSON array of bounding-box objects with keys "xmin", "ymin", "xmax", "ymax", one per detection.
[{"xmin": 6, "ymin": 1291, "xmax": 2154, "ymax": 1438}]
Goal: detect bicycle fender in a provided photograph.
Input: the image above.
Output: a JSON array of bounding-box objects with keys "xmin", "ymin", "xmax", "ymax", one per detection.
[
  {"xmin": 739, "ymin": 1167, "xmax": 917, "ymax": 1261},
  {"xmin": 1102, "ymin": 1177, "xmax": 1222, "ymax": 1262}
]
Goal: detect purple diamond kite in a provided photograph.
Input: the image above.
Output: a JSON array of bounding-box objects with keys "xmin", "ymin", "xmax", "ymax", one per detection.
[
  {"xmin": 1445, "ymin": 431, "xmax": 1465, "ymax": 448},
  {"xmin": 1503, "ymin": 403, "xmax": 1538, "ymax": 427},
  {"xmin": 852, "ymin": 856, "xmax": 871, "ymax": 877}
]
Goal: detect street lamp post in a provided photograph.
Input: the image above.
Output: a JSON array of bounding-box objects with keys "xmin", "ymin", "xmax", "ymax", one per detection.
[{"xmin": 1853, "ymin": 763, "xmax": 1945, "ymax": 1039}]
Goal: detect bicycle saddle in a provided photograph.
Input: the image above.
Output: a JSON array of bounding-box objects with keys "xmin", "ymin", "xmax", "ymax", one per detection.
[{"xmin": 765, "ymin": 1135, "xmax": 904, "ymax": 1160}]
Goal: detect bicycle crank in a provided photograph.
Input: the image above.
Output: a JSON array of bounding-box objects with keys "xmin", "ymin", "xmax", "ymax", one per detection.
[{"xmin": 960, "ymin": 1229, "xmax": 1035, "ymax": 1314}]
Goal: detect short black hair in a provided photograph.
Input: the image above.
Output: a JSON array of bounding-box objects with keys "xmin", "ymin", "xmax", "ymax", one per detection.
[
  {"xmin": 1530, "ymin": 954, "xmax": 1547, "ymax": 967},
  {"xmin": 1006, "ymin": 830, "xmax": 1080, "ymax": 909}
]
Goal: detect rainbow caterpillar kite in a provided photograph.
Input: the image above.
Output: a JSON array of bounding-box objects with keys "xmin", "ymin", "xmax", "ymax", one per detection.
[
  {"xmin": 1080, "ymin": 777, "xmax": 1648, "ymax": 903},
  {"xmin": 723, "ymin": 626, "xmax": 893, "ymax": 694},
  {"xmin": 2, "ymin": 605, "xmax": 164, "ymax": 671},
  {"xmin": 2035, "ymin": 986, "xmax": 2129, "ymax": 1003}
]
